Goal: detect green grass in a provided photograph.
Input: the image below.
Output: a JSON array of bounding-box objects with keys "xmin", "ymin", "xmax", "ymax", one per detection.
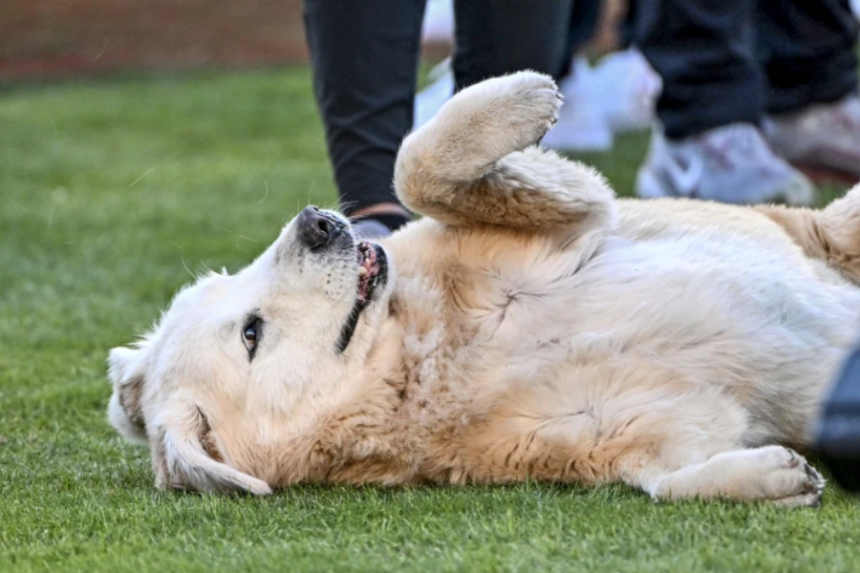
[{"xmin": 0, "ymin": 68, "xmax": 857, "ymax": 573}]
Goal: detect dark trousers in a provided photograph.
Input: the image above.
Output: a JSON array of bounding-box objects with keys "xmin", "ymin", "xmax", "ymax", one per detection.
[
  {"xmin": 303, "ymin": 0, "xmax": 574, "ymax": 216},
  {"xmin": 565, "ymin": 0, "xmax": 603, "ymax": 66},
  {"xmin": 635, "ymin": 0, "xmax": 859, "ymax": 139}
]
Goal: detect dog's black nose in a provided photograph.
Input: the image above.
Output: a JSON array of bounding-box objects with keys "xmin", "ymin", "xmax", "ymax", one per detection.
[{"xmin": 298, "ymin": 206, "xmax": 342, "ymax": 250}]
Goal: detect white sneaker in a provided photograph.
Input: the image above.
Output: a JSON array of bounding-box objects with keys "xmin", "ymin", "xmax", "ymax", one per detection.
[
  {"xmin": 590, "ymin": 48, "xmax": 661, "ymax": 134},
  {"xmin": 351, "ymin": 218, "xmax": 393, "ymax": 239},
  {"xmin": 414, "ymin": 49, "xmax": 660, "ymax": 150},
  {"xmin": 421, "ymin": 0, "xmax": 455, "ymax": 44},
  {"xmin": 541, "ymin": 57, "xmax": 614, "ymax": 152},
  {"xmin": 636, "ymin": 123, "xmax": 815, "ymax": 205},
  {"xmin": 765, "ymin": 94, "xmax": 860, "ymax": 184},
  {"xmin": 413, "ymin": 58, "xmax": 454, "ymax": 130}
]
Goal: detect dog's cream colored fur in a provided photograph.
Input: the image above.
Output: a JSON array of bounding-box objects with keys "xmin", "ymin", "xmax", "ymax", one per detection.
[{"xmin": 108, "ymin": 72, "xmax": 860, "ymax": 506}]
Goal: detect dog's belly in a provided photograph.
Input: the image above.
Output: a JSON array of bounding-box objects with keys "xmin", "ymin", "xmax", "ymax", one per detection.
[{"xmin": 475, "ymin": 232, "xmax": 860, "ymax": 442}]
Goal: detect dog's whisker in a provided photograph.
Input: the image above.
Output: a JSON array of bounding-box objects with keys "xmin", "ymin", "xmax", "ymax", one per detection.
[
  {"xmin": 258, "ymin": 181, "xmax": 269, "ymax": 204},
  {"xmin": 44, "ymin": 111, "xmax": 58, "ymax": 135},
  {"xmin": 5, "ymin": 192, "xmax": 28, "ymax": 213},
  {"xmin": 128, "ymin": 167, "xmax": 157, "ymax": 189},
  {"xmin": 306, "ymin": 179, "xmax": 316, "ymax": 205},
  {"xmin": 180, "ymin": 258, "xmax": 196, "ymax": 280}
]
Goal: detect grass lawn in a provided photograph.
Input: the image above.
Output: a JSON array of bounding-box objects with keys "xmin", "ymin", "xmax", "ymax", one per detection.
[{"xmin": 1, "ymin": 68, "xmax": 857, "ymax": 573}]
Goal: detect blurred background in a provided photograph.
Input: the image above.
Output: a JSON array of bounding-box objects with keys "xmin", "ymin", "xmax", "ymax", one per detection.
[
  {"xmin": 1, "ymin": 0, "xmax": 309, "ymax": 79},
  {"xmin": 0, "ymin": 0, "xmax": 620, "ymax": 80},
  {"xmin": 2, "ymin": 3, "xmax": 860, "ymax": 571}
]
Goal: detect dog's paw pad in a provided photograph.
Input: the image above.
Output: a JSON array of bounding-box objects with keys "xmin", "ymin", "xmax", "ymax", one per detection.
[
  {"xmin": 497, "ymin": 71, "xmax": 562, "ymax": 137},
  {"xmin": 446, "ymin": 71, "xmax": 562, "ymax": 154}
]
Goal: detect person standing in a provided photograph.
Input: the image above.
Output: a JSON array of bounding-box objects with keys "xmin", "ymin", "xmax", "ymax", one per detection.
[
  {"xmin": 303, "ymin": 0, "xmax": 574, "ymax": 238},
  {"xmin": 635, "ymin": 0, "xmax": 860, "ymax": 204}
]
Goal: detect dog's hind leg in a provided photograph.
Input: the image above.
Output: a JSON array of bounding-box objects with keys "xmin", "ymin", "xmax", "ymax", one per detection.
[
  {"xmin": 756, "ymin": 185, "xmax": 860, "ymax": 285},
  {"xmin": 394, "ymin": 71, "xmax": 616, "ymax": 237}
]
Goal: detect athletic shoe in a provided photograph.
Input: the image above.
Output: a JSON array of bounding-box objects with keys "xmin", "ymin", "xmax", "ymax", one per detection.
[
  {"xmin": 421, "ymin": 0, "xmax": 454, "ymax": 43},
  {"xmin": 351, "ymin": 218, "xmax": 393, "ymax": 239},
  {"xmin": 765, "ymin": 94, "xmax": 860, "ymax": 184},
  {"xmin": 541, "ymin": 57, "xmax": 614, "ymax": 152},
  {"xmin": 413, "ymin": 58, "xmax": 454, "ymax": 131},
  {"xmin": 636, "ymin": 123, "xmax": 815, "ymax": 205},
  {"xmin": 590, "ymin": 48, "xmax": 661, "ymax": 134}
]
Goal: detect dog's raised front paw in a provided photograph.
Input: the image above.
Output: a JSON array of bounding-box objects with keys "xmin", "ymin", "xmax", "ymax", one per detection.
[
  {"xmin": 435, "ymin": 70, "xmax": 562, "ymax": 161},
  {"xmin": 481, "ymin": 70, "xmax": 562, "ymax": 145}
]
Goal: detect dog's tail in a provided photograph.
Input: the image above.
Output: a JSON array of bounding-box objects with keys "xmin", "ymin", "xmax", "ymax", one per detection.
[{"xmin": 756, "ymin": 184, "xmax": 860, "ymax": 285}]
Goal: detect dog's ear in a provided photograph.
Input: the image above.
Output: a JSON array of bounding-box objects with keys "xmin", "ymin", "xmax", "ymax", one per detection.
[
  {"xmin": 107, "ymin": 346, "xmax": 149, "ymax": 445},
  {"xmin": 150, "ymin": 402, "xmax": 273, "ymax": 495}
]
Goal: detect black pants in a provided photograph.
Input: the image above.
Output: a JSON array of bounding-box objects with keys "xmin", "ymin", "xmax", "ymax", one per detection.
[
  {"xmin": 635, "ymin": 0, "xmax": 859, "ymax": 139},
  {"xmin": 303, "ymin": 0, "xmax": 574, "ymax": 216}
]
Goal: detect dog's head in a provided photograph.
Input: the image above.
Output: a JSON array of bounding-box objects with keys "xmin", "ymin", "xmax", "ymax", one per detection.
[{"xmin": 107, "ymin": 207, "xmax": 395, "ymax": 494}]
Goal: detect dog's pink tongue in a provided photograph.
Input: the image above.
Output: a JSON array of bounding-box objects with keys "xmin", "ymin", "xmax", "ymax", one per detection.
[{"xmin": 357, "ymin": 257, "xmax": 380, "ymax": 301}]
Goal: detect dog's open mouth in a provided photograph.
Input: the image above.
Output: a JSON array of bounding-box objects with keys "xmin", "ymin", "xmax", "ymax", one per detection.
[
  {"xmin": 336, "ymin": 241, "xmax": 388, "ymax": 353},
  {"xmin": 356, "ymin": 241, "xmax": 383, "ymax": 302}
]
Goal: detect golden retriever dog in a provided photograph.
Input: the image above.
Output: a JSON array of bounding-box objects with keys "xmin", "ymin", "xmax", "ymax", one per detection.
[{"xmin": 107, "ymin": 72, "xmax": 860, "ymax": 506}]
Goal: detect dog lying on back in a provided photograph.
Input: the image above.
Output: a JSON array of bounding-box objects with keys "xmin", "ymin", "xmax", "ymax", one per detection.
[{"xmin": 108, "ymin": 72, "xmax": 860, "ymax": 506}]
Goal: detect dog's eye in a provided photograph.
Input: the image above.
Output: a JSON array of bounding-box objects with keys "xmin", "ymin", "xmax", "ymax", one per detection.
[{"xmin": 242, "ymin": 317, "xmax": 262, "ymax": 358}]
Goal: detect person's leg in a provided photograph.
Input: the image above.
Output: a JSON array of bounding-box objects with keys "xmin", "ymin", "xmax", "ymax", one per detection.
[
  {"xmin": 632, "ymin": 0, "xmax": 813, "ymax": 205},
  {"xmin": 451, "ymin": 0, "xmax": 574, "ymax": 91},
  {"xmin": 758, "ymin": 0, "xmax": 858, "ymax": 115},
  {"xmin": 619, "ymin": 0, "xmax": 637, "ymax": 50},
  {"xmin": 758, "ymin": 0, "xmax": 860, "ymax": 183},
  {"xmin": 576, "ymin": 0, "xmax": 661, "ymax": 139},
  {"xmin": 538, "ymin": 0, "xmax": 619, "ymax": 153},
  {"xmin": 303, "ymin": 0, "xmax": 423, "ymax": 229},
  {"xmin": 634, "ymin": 0, "xmax": 763, "ymax": 139},
  {"xmin": 565, "ymin": 0, "xmax": 602, "ymax": 65}
]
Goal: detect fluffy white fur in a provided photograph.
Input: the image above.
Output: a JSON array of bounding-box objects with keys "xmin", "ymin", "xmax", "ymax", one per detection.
[{"xmin": 107, "ymin": 72, "xmax": 860, "ymax": 506}]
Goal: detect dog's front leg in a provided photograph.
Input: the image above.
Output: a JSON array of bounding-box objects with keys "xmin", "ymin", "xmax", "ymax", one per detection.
[
  {"xmin": 635, "ymin": 446, "xmax": 825, "ymax": 507},
  {"xmin": 394, "ymin": 71, "xmax": 616, "ymax": 237}
]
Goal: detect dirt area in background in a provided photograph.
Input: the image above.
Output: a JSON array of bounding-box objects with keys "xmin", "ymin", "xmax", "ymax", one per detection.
[
  {"xmin": 0, "ymin": 0, "xmax": 309, "ymax": 79},
  {"xmin": 1, "ymin": 0, "xmax": 621, "ymax": 80}
]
